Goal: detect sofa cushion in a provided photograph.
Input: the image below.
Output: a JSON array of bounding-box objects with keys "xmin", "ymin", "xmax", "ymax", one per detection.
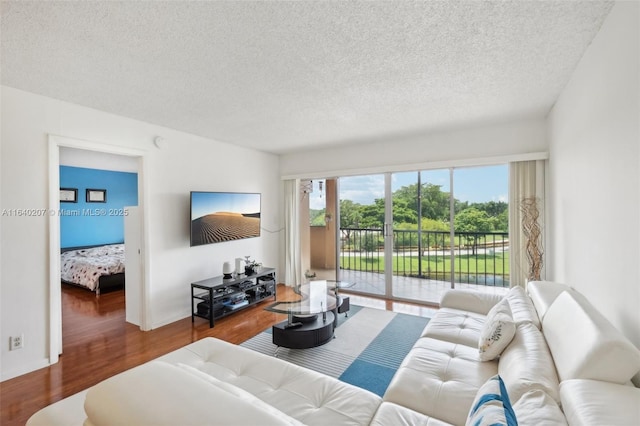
[
  {"xmin": 383, "ymin": 337, "xmax": 498, "ymax": 426},
  {"xmin": 466, "ymin": 375, "xmax": 517, "ymax": 426},
  {"xmin": 440, "ymin": 289, "xmax": 504, "ymax": 315},
  {"xmin": 177, "ymin": 363, "xmax": 303, "ymax": 425},
  {"xmin": 422, "ymin": 307, "xmax": 487, "ymax": 348},
  {"xmin": 513, "ymin": 390, "xmax": 567, "ymax": 426},
  {"xmin": 478, "ymin": 298, "xmax": 516, "ymax": 361},
  {"xmin": 157, "ymin": 337, "xmax": 382, "ymax": 426},
  {"xmin": 84, "ymin": 361, "xmax": 300, "ymax": 426},
  {"xmin": 498, "ymin": 322, "xmax": 560, "ymax": 404},
  {"xmin": 526, "ymin": 280, "xmax": 574, "ymax": 320},
  {"xmin": 560, "ymin": 379, "xmax": 640, "ymax": 426},
  {"xmin": 543, "ymin": 291, "xmax": 640, "ymax": 383},
  {"xmin": 505, "ymin": 285, "xmax": 541, "ymax": 329},
  {"xmin": 370, "ymin": 402, "xmax": 453, "ymax": 426}
]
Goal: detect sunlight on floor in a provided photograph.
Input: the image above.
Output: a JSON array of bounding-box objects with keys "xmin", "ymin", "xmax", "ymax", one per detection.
[{"xmin": 314, "ymin": 268, "xmax": 507, "ymax": 309}]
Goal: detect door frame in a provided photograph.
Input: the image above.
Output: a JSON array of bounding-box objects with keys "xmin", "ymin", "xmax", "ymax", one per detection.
[
  {"xmin": 47, "ymin": 134, "xmax": 151, "ymax": 363},
  {"xmin": 384, "ymin": 173, "xmax": 393, "ymax": 296}
]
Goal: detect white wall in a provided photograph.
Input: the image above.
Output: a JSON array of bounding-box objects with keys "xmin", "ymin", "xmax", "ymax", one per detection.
[
  {"xmin": 0, "ymin": 87, "xmax": 282, "ymax": 380},
  {"xmin": 548, "ymin": 1, "xmax": 640, "ymax": 347},
  {"xmin": 280, "ymin": 118, "xmax": 547, "ymax": 178}
]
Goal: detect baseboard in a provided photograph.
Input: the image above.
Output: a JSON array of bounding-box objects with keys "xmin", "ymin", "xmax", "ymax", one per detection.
[
  {"xmin": 151, "ymin": 311, "xmax": 190, "ymax": 330},
  {"xmin": 1, "ymin": 357, "xmax": 51, "ymax": 382}
]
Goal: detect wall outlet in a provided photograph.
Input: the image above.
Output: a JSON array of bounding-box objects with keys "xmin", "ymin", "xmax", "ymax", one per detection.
[{"xmin": 10, "ymin": 334, "xmax": 24, "ymax": 350}]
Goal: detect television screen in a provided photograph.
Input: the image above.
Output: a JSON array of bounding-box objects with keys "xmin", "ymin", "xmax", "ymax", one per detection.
[{"xmin": 190, "ymin": 191, "xmax": 261, "ymax": 247}]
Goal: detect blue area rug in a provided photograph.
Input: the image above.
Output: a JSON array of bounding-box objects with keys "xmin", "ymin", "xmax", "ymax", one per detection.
[{"xmin": 240, "ymin": 306, "xmax": 430, "ymax": 396}]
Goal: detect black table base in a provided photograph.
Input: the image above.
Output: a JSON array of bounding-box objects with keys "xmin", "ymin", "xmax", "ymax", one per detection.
[{"xmin": 272, "ymin": 311, "xmax": 335, "ymax": 349}]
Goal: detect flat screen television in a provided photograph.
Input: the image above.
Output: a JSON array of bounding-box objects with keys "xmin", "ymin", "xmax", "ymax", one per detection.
[{"xmin": 190, "ymin": 191, "xmax": 261, "ymax": 247}]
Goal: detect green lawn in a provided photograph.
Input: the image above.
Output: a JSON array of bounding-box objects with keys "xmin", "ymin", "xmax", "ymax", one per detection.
[{"xmin": 340, "ymin": 252, "xmax": 509, "ymax": 278}]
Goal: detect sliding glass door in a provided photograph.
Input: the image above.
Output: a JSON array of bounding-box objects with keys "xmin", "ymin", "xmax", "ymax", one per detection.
[
  {"xmin": 337, "ymin": 174, "xmax": 387, "ymax": 296},
  {"xmin": 336, "ymin": 165, "xmax": 508, "ymax": 304},
  {"xmin": 390, "ymin": 169, "xmax": 451, "ymax": 304}
]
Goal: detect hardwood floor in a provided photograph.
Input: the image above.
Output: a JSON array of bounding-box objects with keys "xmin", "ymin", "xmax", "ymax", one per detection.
[{"xmin": 0, "ymin": 283, "xmax": 435, "ymax": 426}]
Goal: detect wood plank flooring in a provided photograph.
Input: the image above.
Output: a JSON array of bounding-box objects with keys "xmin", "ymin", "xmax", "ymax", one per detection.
[{"xmin": 0, "ymin": 283, "xmax": 435, "ymax": 426}]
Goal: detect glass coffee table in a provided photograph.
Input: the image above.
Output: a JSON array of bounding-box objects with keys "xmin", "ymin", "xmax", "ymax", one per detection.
[{"xmin": 266, "ymin": 280, "xmax": 353, "ymax": 350}]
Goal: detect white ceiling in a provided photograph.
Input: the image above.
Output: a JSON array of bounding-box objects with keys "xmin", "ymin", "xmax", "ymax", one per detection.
[{"xmin": 1, "ymin": 1, "xmax": 613, "ymax": 154}]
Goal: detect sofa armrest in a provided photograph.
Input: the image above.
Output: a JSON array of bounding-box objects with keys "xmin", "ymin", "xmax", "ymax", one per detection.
[
  {"xmin": 560, "ymin": 379, "xmax": 640, "ymax": 426},
  {"xmin": 440, "ymin": 290, "xmax": 504, "ymax": 315},
  {"xmin": 526, "ymin": 281, "xmax": 574, "ymax": 320},
  {"xmin": 84, "ymin": 361, "xmax": 302, "ymax": 426},
  {"xmin": 543, "ymin": 291, "xmax": 640, "ymax": 383},
  {"xmin": 26, "ymin": 390, "xmax": 88, "ymax": 426}
]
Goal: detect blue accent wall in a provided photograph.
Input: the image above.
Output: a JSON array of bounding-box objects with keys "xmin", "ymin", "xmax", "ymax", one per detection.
[{"xmin": 59, "ymin": 166, "xmax": 138, "ymax": 248}]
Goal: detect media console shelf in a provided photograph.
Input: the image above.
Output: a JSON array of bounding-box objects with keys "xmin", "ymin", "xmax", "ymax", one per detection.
[{"xmin": 191, "ymin": 267, "xmax": 276, "ymax": 328}]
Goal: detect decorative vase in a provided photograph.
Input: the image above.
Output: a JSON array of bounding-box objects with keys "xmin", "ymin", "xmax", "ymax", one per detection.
[
  {"xmin": 235, "ymin": 258, "xmax": 244, "ymax": 275},
  {"xmin": 222, "ymin": 261, "xmax": 233, "ymax": 279},
  {"xmin": 245, "ymin": 266, "xmax": 255, "ymax": 275}
]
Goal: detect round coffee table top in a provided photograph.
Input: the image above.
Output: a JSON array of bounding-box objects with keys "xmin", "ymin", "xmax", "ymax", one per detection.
[{"xmin": 266, "ymin": 279, "xmax": 350, "ymax": 315}]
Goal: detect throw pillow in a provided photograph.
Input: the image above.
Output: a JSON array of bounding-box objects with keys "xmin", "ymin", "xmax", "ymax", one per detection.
[
  {"xmin": 478, "ymin": 298, "xmax": 516, "ymax": 361},
  {"xmin": 467, "ymin": 375, "xmax": 518, "ymax": 426},
  {"xmin": 506, "ymin": 285, "xmax": 541, "ymax": 329}
]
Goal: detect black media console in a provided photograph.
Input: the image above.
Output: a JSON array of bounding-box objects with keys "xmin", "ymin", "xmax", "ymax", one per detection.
[{"xmin": 191, "ymin": 267, "xmax": 276, "ymax": 328}]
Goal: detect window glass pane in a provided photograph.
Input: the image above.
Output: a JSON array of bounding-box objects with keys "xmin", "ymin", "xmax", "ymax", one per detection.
[
  {"xmin": 453, "ymin": 165, "xmax": 509, "ymax": 288},
  {"xmin": 338, "ymin": 174, "xmax": 385, "ymax": 296},
  {"xmin": 309, "ymin": 179, "xmax": 326, "ymax": 226}
]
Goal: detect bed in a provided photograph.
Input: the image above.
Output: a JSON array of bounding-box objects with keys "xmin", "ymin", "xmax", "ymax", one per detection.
[{"xmin": 61, "ymin": 243, "xmax": 126, "ymax": 295}]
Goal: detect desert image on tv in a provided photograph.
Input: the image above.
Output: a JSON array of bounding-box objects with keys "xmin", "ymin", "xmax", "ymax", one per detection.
[{"xmin": 191, "ymin": 212, "xmax": 260, "ymax": 245}]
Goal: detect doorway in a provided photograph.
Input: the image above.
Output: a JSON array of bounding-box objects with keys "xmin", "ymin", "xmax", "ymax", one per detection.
[
  {"xmin": 301, "ymin": 178, "xmax": 338, "ymax": 282},
  {"xmin": 48, "ymin": 135, "xmax": 149, "ymax": 364}
]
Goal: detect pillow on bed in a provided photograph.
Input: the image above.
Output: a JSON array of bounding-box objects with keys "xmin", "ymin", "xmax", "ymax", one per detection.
[{"xmin": 478, "ymin": 298, "xmax": 516, "ymax": 361}]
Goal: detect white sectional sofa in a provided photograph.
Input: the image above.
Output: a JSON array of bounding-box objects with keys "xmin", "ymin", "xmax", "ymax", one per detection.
[{"xmin": 28, "ymin": 281, "xmax": 640, "ymax": 426}]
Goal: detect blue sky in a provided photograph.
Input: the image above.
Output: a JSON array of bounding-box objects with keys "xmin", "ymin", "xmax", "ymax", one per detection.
[
  {"xmin": 191, "ymin": 192, "xmax": 261, "ymax": 220},
  {"xmin": 309, "ymin": 164, "xmax": 508, "ymax": 209}
]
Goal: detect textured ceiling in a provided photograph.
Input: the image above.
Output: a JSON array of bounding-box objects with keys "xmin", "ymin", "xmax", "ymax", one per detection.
[{"xmin": 1, "ymin": 1, "xmax": 613, "ymax": 154}]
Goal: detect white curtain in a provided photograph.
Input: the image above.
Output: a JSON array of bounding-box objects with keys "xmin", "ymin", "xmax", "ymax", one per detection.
[
  {"xmin": 509, "ymin": 160, "xmax": 546, "ymax": 288},
  {"xmin": 284, "ymin": 179, "xmax": 302, "ymax": 287}
]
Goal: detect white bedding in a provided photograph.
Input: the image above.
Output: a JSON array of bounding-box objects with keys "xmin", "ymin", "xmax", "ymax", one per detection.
[{"xmin": 61, "ymin": 244, "xmax": 125, "ymax": 292}]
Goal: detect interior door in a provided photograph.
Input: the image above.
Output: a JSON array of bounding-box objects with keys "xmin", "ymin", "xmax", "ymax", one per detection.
[{"xmin": 124, "ymin": 206, "xmax": 142, "ymax": 325}]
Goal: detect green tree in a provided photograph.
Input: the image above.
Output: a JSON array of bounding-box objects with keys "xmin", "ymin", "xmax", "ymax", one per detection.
[
  {"xmin": 467, "ymin": 201, "xmax": 508, "ymax": 231},
  {"xmin": 392, "ymin": 184, "xmax": 418, "ymax": 222},
  {"xmin": 394, "ymin": 218, "xmax": 449, "ymax": 248},
  {"xmin": 494, "ymin": 209, "xmax": 508, "ymax": 232},
  {"xmin": 421, "ymin": 217, "xmax": 450, "ymax": 231},
  {"xmin": 340, "ymin": 200, "xmax": 362, "ymax": 228},
  {"xmin": 454, "ymin": 208, "xmax": 495, "ymax": 254},
  {"xmin": 359, "ymin": 198, "xmax": 385, "ymax": 229},
  {"xmin": 340, "ymin": 200, "xmax": 362, "ymax": 229},
  {"xmin": 392, "ymin": 197, "xmax": 418, "ymax": 224},
  {"xmin": 339, "ymin": 199, "xmax": 363, "ymax": 244},
  {"xmin": 310, "ymin": 208, "xmax": 326, "ymax": 226},
  {"xmin": 421, "ymin": 183, "xmax": 451, "ymax": 221},
  {"xmin": 360, "ymin": 232, "xmax": 381, "ymax": 252},
  {"xmin": 391, "ymin": 182, "xmax": 451, "ymax": 223}
]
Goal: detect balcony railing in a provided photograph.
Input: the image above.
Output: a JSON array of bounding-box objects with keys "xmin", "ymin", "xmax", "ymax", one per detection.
[{"xmin": 339, "ymin": 227, "xmax": 509, "ymax": 287}]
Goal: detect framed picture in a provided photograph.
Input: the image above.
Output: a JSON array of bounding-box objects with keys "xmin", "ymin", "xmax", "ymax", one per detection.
[
  {"xmin": 60, "ymin": 188, "xmax": 78, "ymax": 203},
  {"xmin": 86, "ymin": 189, "xmax": 107, "ymax": 203}
]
